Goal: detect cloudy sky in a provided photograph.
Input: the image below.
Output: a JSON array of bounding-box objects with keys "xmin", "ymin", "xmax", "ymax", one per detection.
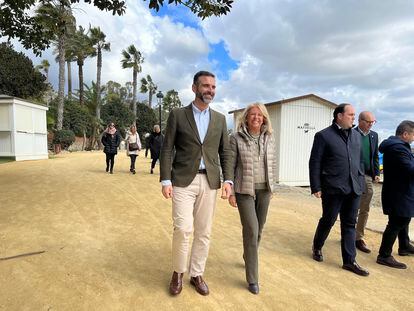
[{"xmin": 10, "ymin": 0, "xmax": 414, "ymax": 140}]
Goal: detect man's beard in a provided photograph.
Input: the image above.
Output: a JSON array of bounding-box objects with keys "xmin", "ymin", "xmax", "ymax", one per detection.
[{"xmin": 196, "ymin": 91, "xmax": 214, "ymax": 104}]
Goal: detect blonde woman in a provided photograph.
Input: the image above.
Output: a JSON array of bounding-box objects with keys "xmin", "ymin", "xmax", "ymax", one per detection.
[
  {"xmin": 228, "ymin": 103, "xmax": 277, "ymax": 294},
  {"xmin": 125, "ymin": 125, "xmax": 142, "ymax": 174}
]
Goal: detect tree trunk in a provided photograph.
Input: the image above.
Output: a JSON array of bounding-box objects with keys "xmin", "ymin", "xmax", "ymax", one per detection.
[
  {"xmin": 148, "ymin": 90, "xmax": 152, "ymax": 108},
  {"xmin": 78, "ymin": 59, "xmax": 84, "ymax": 106},
  {"xmin": 67, "ymin": 61, "xmax": 72, "ymax": 100},
  {"xmin": 132, "ymin": 68, "xmax": 137, "ymax": 123},
  {"xmin": 57, "ymin": 36, "xmax": 66, "ymax": 130},
  {"xmin": 96, "ymin": 47, "xmax": 102, "ymax": 120}
]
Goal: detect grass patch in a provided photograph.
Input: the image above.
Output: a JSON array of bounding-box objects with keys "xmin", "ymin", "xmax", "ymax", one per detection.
[{"xmin": 0, "ymin": 157, "xmax": 14, "ymax": 164}]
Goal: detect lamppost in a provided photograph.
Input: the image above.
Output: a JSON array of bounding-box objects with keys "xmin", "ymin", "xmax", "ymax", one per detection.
[{"xmin": 156, "ymin": 91, "xmax": 164, "ymax": 133}]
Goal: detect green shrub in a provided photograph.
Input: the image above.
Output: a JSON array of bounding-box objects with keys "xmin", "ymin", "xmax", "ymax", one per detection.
[{"xmin": 53, "ymin": 129, "xmax": 75, "ymax": 149}]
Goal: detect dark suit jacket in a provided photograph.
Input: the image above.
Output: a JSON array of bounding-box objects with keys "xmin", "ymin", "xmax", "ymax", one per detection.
[
  {"xmin": 309, "ymin": 124, "xmax": 365, "ymax": 195},
  {"xmin": 379, "ymin": 136, "xmax": 414, "ymax": 217},
  {"xmin": 160, "ymin": 104, "xmax": 232, "ymax": 189},
  {"xmin": 354, "ymin": 128, "xmax": 380, "ymax": 179}
]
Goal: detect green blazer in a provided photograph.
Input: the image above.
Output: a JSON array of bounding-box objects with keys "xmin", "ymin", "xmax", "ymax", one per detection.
[{"xmin": 160, "ymin": 104, "xmax": 232, "ymax": 189}]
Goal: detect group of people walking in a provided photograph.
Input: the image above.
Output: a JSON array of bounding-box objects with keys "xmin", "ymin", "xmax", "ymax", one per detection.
[
  {"xmin": 158, "ymin": 70, "xmax": 414, "ymax": 297},
  {"xmin": 101, "ymin": 124, "xmax": 164, "ymax": 175}
]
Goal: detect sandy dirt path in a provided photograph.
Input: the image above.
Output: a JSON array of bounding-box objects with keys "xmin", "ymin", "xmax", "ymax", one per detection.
[{"xmin": 0, "ymin": 151, "xmax": 413, "ymax": 310}]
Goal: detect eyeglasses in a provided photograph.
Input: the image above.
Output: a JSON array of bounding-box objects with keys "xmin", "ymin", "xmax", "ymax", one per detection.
[{"xmin": 362, "ymin": 119, "xmax": 376, "ymax": 125}]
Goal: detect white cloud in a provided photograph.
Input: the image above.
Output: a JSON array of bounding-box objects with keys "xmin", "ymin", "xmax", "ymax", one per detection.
[{"xmin": 7, "ymin": 0, "xmax": 414, "ymax": 138}]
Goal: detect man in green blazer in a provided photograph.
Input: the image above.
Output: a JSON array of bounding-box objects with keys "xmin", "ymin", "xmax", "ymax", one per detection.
[{"xmin": 160, "ymin": 71, "xmax": 232, "ymax": 296}]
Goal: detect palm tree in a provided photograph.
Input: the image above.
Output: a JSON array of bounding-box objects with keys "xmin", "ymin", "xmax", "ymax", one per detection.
[
  {"xmin": 89, "ymin": 27, "xmax": 110, "ymax": 121},
  {"xmin": 55, "ymin": 44, "xmax": 75, "ymax": 101},
  {"xmin": 67, "ymin": 26, "xmax": 95, "ymax": 106},
  {"xmin": 35, "ymin": 59, "xmax": 50, "ymax": 81},
  {"xmin": 121, "ymin": 45, "xmax": 144, "ymax": 119},
  {"xmin": 35, "ymin": 0, "xmax": 75, "ymax": 130},
  {"xmin": 140, "ymin": 74, "xmax": 157, "ymax": 108}
]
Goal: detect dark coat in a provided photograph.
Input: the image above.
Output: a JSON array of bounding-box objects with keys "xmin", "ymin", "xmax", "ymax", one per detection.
[
  {"xmin": 101, "ymin": 131, "xmax": 121, "ymax": 154},
  {"xmin": 354, "ymin": 128, "xmax": 380, "ymax": 179},
  {"xmin": 309, "ymin": 123, "xmax": 365, "ymax": 195},
  {"xmin": 379, "ymin": 136, "xmax": 414, "ymax": 217},
  {"xmin": 149, "ymin": 131, "xmax": 164, "ymax": 159}
]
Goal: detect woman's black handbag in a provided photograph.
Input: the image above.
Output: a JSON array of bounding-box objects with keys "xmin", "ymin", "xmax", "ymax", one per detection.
[{"xmin": 129, "ymin": 142, "xmax": 139, "ymax": 151}]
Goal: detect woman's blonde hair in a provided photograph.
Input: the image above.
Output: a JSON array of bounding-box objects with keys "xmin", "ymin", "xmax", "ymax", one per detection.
[
  {"xmin": 237, "ymin": 102, "xmax": 273, "ymax": 134},
  {"xmin": 130, "ymin": 124, "xmax": 136, "ymax": 131}
]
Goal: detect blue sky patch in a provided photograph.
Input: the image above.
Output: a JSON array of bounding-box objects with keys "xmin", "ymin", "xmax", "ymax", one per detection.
[{"xmin": 208, "ymin": 41, "xmax": 239, "ymax": 81}]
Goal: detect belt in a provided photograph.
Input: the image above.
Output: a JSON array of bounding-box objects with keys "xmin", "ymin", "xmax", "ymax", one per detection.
[{"xmin": 197, "ymin": 169, "xmax": 207, "ymax": 174}]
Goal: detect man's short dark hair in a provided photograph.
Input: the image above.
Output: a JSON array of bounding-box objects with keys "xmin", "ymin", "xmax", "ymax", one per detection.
[
  {"xmin": 396, "ymin": 120, "xmax": 414, "ymax": 136},
  {"xmin": 333, "ymin": 103, "xmax": 350, "ymax": 122},
  {"xmin": 193, "ymin": 71, "xmax": 215, "ymax": 85}
]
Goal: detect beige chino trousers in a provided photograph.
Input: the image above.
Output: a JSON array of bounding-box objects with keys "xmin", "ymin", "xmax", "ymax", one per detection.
[
  {"xmin": 171, "ymin": 174, "xmax": 217, "ymax": 277},
  {"xmin": 356, "ymin": 175, "xmax": 374, "ymax": 240}
]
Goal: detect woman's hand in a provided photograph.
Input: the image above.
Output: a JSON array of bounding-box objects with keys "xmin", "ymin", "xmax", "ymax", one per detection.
[{"xmin": 228, "ymin": 195, "xmax": 237, "ymax": 208}]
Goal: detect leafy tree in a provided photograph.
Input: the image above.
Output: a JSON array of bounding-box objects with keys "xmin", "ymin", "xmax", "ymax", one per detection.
[
  {"xmin": 162, "ymin": 89, "xmax": 181, "ymax": 112},
  {"xmin": 35, "ymin": 0, "xmax": 76, "ymax": 130},
  {"xmin": 63, "ymin": 100, "xmax": 91, "ymax": 136},
  {"xmin": 136, "ymin": 103, "xmax": 157, "ymax": 138},
  {"xmin": 121, "ymin": 44, "xmax": 144, "ymax": 120},
  {"xmin": 0, "ymin": 42, "xmax": 47, "ymax": 98},
  {"xmin": 146, "ymin": 0, "xmax": 234, "ymax": 19},
  {"xmin": 89, "ymin": 26, "xmax": 111, "ymax": 121},
  {"xmin": 140, "ymin": 74, "xmax": 158, "ymax": 108},
  {"xmin": 53, "ymin": 129, "xmax": 76, "ymax": 149}
]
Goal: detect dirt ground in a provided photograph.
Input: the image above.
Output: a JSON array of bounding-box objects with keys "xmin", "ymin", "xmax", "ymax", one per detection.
[{"xmin": 0, "ymin": 151, "xmax": 413, "ymax": 311}]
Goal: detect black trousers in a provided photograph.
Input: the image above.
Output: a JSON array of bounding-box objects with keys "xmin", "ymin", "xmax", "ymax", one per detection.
[
  {"xmin": 129, "ymin": 154, "xmax": 137, "ymax": 170},
  {"xmin": 379, "ymin": 215, "xmax": 411, "ymax": 257},
  {"xmin": 313, "ymin": 192, "xmax": 360, "ymax": 264},
  {"xmin": 151, "ymin": 157, "xmax": 159, "ymax": 170},
  {"xmin": 105, "ymin": 153, "xmax": 115, "ymax": 171}
]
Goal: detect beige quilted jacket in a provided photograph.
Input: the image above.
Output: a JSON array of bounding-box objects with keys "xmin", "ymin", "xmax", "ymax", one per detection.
[{"xmin": 229, "ymin": 126, "xmax": 277, "ymax": 196}]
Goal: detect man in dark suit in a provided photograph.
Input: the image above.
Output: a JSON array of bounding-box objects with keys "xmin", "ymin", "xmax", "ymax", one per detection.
[
  {"xmin": 377, "ymin": 120, "xmax": 414, "ymax": 269},
  {"xmin": 160, "ymin": 71, "xmax": 232, "ymax": 296},
  {"xmin": 354, "ymin": 111, "xmax": 380, "ymax": 253},
  {"xmin": 309, "ymin": 103, "xmax": 369, "ymax": 276}
]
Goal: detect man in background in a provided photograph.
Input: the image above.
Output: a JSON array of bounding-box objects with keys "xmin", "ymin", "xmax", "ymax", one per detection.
[
  {"xmin": 309, "ymin": 104, "xmax": 369, "ymax": 276},
  {"xmin": 377, "ymin": 120, "xmax": 414, "ymax": 269},
  {"xmin": 354, "ymin": 111, "xmax": 380, "ymax": 253}
]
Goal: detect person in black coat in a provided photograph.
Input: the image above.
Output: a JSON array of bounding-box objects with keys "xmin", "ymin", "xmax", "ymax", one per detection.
[
  {"xmin": 376, "ymin": 120, "xmax": 414, "ymax": 269},
  {"xmin": 149, "ymin": 124, "xmax": 164, "ymax": 174},
  {"xmin": 101, "ymin": 122, "xmax": 121, "ymax": 174},
  {"xmin": 309, "ymin": 103, "xmax": 368, "ymax": 276}
]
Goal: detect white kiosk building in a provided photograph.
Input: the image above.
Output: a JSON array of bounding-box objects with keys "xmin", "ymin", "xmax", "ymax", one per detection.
[
  {"xmin": 0, "ymin": 95, "xmax": 49, "ymax": 161},
  {"xmin": 229, "ymin": 94, "xmax": 337, "ymax": 186}
]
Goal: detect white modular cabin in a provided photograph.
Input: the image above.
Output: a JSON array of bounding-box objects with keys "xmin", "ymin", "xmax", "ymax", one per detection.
[
  {"xmin": 229, "ymin": 94, "xmax": 337, "ymax": 186},
  {"xmin": 0, "ymin": 95, "xmax": 49, "ymax": 161}
]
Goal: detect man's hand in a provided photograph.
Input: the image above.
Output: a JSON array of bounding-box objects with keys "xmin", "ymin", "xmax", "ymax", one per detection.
[
  {"xmin": 313, "ymin": 191, "xmax": 322, "ymax": 198},
  {"xmin": 221, "ymin": 182, "xmax": 232, "ymax": 199},
  {"xmin": 374, "ymin": 175, "xmax": 381, "ymax": 183},
  {"xmin": 162, "ymin": 185, "xmax": 173, "ymax": 199},
  {"xmin": 228, "ymin": 195, "xmax": 237, "ymax": 208}
]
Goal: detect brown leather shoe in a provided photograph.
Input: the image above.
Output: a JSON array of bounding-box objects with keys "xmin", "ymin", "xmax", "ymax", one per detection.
[
  {"xmin": 342, "ymin": 261, "xmax": 369, "ymax": 276},
  {"xmin": 169, "ymin": 271, "xmax": 183, "ymax": 296},
  {"xmin": 356, "ymin": 239, "xmax": 371, "ymax": 253},
  {"xmin": 190, "ymin": 275, "xmax": 209, "ymax": 296}
]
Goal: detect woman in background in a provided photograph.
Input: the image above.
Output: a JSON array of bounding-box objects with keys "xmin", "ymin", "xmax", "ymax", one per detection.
[
  {"xmin": 228, "ymin": 103, "xmax": 277, "ymax": 295},
  {"xmin": 125, "ymin": 125, "xmax": 142, "ymax": 174},
  {"xmin": 149, "ymin": 124, "xmax": 164, "ymax": 174},
  {"xmin": 101, "ymin": 122, "xmax": 121, "ymax": 174}
]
